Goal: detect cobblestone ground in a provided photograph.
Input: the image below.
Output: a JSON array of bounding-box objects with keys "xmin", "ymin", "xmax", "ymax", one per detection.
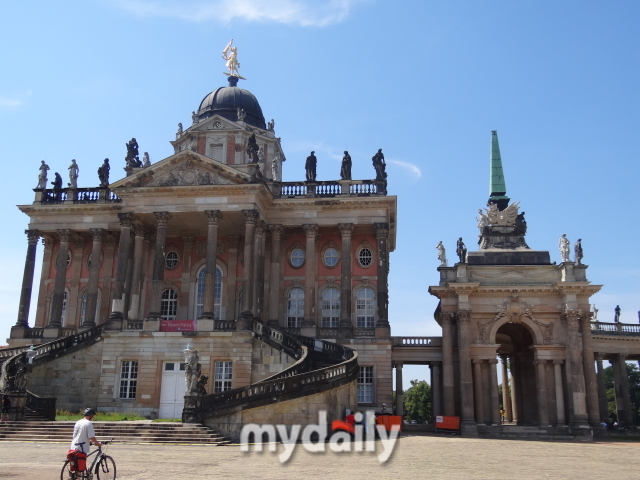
[{"xmin": 1, "ymin": 434, "xmax": 639, "ymax": 479}]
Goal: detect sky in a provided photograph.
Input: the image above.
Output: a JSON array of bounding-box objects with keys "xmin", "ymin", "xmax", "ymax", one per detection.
[{"xmin": 1, "ymin": 0, "xmax": 639, "ymax": 386}]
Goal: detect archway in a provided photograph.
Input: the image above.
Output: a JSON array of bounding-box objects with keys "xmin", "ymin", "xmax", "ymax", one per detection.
[{"xmin": 496, "ymin": 323, "xmax": 538, "ymax": 426}]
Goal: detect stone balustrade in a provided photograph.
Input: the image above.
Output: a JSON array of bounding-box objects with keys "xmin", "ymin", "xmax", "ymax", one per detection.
[
  {"xmin": 35, "ymin": 187, "xmax": 121, "ymax": 205},
  {"xmin": 278, "ymin": 179, "xmax": 386, "ymax": 198},
  {"xmin": 392, "ymin": 336, "xmax": 444, "ymax": 347},
  {"xmin": 591, "ymin": 321, "xmax": 640, "ymax": 336}
]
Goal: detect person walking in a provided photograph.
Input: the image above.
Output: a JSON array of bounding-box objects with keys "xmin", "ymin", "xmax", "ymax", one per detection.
[{"xmin": 70, "ymin": 408, "xmax": 102, "ymax": 454}]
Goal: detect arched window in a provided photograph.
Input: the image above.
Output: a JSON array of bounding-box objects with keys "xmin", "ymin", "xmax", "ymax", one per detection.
[
  {"xmin": 195, "ymin": 266, "xmax": 223, "ymax": 319},
  {"xmin": 287, "ymin": 288, "xmax": 304, "ymax": 328},
  {"xmin": 356, "ymin": 287, "xmax": 375, "ymax": 328},
  {"xmin": 80, "ymin": 290, "xmax": 101, "ymax": 324},
  {"xmin": 161, "ymin": 289, "xmax": 178, "ymax": 320},
  {"xmin": 321, "ymin": 288, "xmax": 340, "ymax": 328}
]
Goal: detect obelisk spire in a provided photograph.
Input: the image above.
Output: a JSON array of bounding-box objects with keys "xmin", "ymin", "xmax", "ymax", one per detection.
[{"xmin": 489, "ymin": 130, "xmax": 510, "ymax": 210}]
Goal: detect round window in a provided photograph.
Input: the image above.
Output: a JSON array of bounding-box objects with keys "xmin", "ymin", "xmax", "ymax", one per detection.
[
  {"xmin": 358, "ymin": 248, "xmax": 373, "ymax": 267},
  {"xmin": 324, "ymin": 247, "xmax": 338, "ymax": 267},
  {"xmin": 291, "ymin": 248, "xmax": 305, "ymax": 268},
  {"xmin": 165, "ymin": 251, "xmax": 179, "ymax": 270}
]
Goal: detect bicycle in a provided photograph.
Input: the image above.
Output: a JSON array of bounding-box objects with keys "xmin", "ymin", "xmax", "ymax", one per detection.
[{"xmin": 61, "ymin": 439, "xmax": 116, "ymax": 480}]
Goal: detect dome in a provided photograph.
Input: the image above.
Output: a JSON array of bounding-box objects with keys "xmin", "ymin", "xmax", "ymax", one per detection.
[{"xmin": 196, "ymin": 78, "xmax": 266, "ymax": 129}]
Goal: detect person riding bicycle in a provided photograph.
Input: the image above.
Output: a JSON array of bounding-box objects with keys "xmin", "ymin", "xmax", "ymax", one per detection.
[{"xmin": 70, "ymin": 408, "xmax": 102, "ymax": 454}]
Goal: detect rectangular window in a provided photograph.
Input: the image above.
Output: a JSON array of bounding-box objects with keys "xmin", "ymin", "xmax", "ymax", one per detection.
[
  {"xmin": 119, "ymin": 360, "xmax": 138, "ymax": 399},
  {"xmin": 209, "ymin": 144, "xmax": 224, "ymax": 163},
  {"xmin": 214, "ymin": 361, "xmax": 233, "ymax": 393},
  {"xmin": 357, "ymin": 366, "xmax": 374, "ymax": 404}
]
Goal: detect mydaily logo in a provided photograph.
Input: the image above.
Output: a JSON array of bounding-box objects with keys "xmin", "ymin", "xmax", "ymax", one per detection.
[{"xmin": 240, "ymin": 410, "xmax": 400, "ymax": 463}]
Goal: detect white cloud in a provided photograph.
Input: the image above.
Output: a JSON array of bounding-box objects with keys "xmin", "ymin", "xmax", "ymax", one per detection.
[
  {"xmin": 0, "ymin": 91, "xmax": 31, "ymax": 109},
  {"xmin": 110, "ymin": 0, "xmax": 365, "ymax": 26},
  {"xmin": 388, "ymin": 159, "xmax": 422, "ymax": 180}
]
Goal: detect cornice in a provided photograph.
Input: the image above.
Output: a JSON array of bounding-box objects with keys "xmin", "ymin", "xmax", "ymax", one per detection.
[{"xmin": 17, "ymin": 204, "xmax": 123, "ymax": 215}]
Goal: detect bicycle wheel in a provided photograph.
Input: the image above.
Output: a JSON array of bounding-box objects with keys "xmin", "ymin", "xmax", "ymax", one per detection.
[
  {"xmin": 95, "ymin": 455, "xmax": 116, "ymax": 480},
  {"xmin": 60, "ymin": 460, "xmax": 78, "ymax": 480}
]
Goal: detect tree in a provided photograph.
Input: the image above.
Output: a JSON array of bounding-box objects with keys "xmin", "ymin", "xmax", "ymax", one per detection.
[
  {"xmin": 603, "ymin": 362, "xmax": 640, "ymax": 423},
  {"xmin": 403, "ymin": 379, "xmax": 431, "ymax": 422}
]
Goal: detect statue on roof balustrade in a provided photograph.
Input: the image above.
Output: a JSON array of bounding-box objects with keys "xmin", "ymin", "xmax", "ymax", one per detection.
[{"xmin": 36, "ymin": 160, "xmax": 49, "ymax": 189}]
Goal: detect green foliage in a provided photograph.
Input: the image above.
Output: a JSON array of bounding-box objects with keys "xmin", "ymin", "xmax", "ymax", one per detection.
[
  {"xmin": 403, "ymin": 379, "xmax": 431, "ymax": 422},
  {"xmin": 55, "ymin": 410, "xmax": 147, "ymax": 421},
  {"xmin": 603, "ymin": 362, "xmax": 640, "ymax": 422},
  {"xmin": 152, "ymin": 418, "xmax": 182, "ymax": 422}
]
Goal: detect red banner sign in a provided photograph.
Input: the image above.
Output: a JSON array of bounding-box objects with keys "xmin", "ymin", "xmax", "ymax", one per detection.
[{"xmin": 159, "ymin": 320, "xmax": 197, "ymax": 332}]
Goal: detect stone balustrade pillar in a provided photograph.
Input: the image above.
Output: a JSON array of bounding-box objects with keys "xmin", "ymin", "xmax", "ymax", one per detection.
[
  {"xmin": 83, "ymin": 228, "xmax": 104, "ymax": 327},
  {"xmin": 500, "ymin": 355, "xmax": 513, "ymax": 422},
  {"xmin": 458, "ymin": 310, "xmax": 476, "ymax": 433},
  {"xmin": 48, "ymin": 229, "xmax": 71, "ymax": 329},
  {"xmin": 108, "ymin": 213, "xmax": 134, "ymax": 324},
  {"xmin": 200, "ymin": 210, "xmax": 222, "ymax": 319},
  {"xmin": 553, "ymin": 360, "xmax": 566, "ymax": 425},
  {"xmin": 127, "ymin": 225, "xmax": 146, "ymax": 321},
  {"xmin": 440, "ymin": 312, "xmax": 455, "ymax": 417},
  {"xmin": 338, "ymin": 223, "xmax": 353, "ymax": 337},
  {"xmin": 594, "ymin": 353, "xmax": 608, "ymax": 423},
  {"xmin": 145, "ymin": 212, "xmax": 171, "ymax": 325},
  {"xmin": 565, "ymin": 309, "xmax": 589, "ymax": 426},
  {"xmin": 535, "ymin": 359, "xmax": 550, "ymax": 426},
  {"xmin": 238, "ymin": 210, "xmax": 258, "ymax": 328},
  {"xmin": 395, "ymin": 362, "xmax": 404, "ymax": 416},
  {"xmin": 374, "ymin": 222, "xmax": 390, "ymax": 336},
  {"xmin": 267, "ymin": 225, "xmax": 283, "ymax": 326},
  {"xmin": 15, "ymin": 229, "xmax": 40, "ymax": 329}
]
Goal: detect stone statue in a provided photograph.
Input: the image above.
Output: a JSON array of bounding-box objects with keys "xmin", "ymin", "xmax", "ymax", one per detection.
[
  {"xmin": 142, "ymin": 152, "xmax": 151, "ymax": 168},
  {"xmin": 515, "ymin": 211, "xmax": 527, "ymax": 234},
  {"xmin": 456, "ymin": 237, "xmax": 467, "ymax": 263},
  {"xmin": 340, "ymin": 151, "xmax": 352, "ymax": 180},
  {"xmin": 372, "ymin": 148, "xmax": 387, "ymax": 181},
  {"xmin": 271, "ymin": 153, "xmax": 280, "ymax": 181},
  {"xmin": 184, "ymin": 350, "xmax": 202, "ymax": 394},
  {"xmin": 558, "ymin": 234, "xmax": 570, "ymax": 263},
  {"xmin": 477, "ymin": 209, "xmax": 489, "ymax": 231},
  {"xmin": 0, "ymin": 355, "xmax": 30, "ymax": 393},
  {"xmin": 37, "ymin": 160, "xmax": 50, "ymax": 189},
  {"xmin": 257, "ymin": 146, "xmax": 265, "ymax": 162},
  {"xmin": 98, "ymin": 158, "xmax": 110, "ymax": 187},
  {"xmin": 237, "ymin": 107, "xmax": 246, "ymax": 122},
  {"xmin": 614, "ymin": 305, "xmax": 621, "ymax": 323},
  {"xmin": 197, "ymin": 375, "xmax": 208, "ymax": 396},
  {"xmin": 222, "ymin": 39, "xmax": 241, "ymax": 77},
  {"xmin": 125, "ymin": 138, "xmax": 141, "ymax": 168},
  {"xmin": 246, "ymin": 134, "xmax": 259, "ymax": 163},
  {"xmin": 305, "ymin": 151, "xmax": 317, "ymax": 182},
  {"xmin": 67, "ymin": 159, "xmax": 79, "ymax": 188},
  {"xmin": 267, "ymin": 119, "xmax": 275, "ymax": 132},
  {"xmin": 574, "ymin": 238, "xmax": 583, "ymax": 265},
  {"xmin": 486, "ymin": 201, "xmax": 520, "ymax": 226},
  {"xmin": 591, "ymin": 304, "xmax": 599, "ymax": 321},
  {"xmin": 52, "ymin": 172, "xmax": 63, "ymax": 190},
  {"xmin": 192, "ymin": 111, "xmax": 198, "ymax": 124},
  {"xmin": 176, "ymin": 123, "xmax": 183, "ymax": 137},
  {"xmin": 436, "ymin": 241, "xmax": 447, "ymax": 267}
]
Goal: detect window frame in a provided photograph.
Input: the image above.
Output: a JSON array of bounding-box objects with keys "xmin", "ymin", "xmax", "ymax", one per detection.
[
  {"xmin": 321, "ymin": 245, "xmax": 340, "ymax": 268},
  {"xmin": 160, "ymin": 288, "xmax": 178, "ymax": 320},
  {"xmin": 79, "ymin": 289, "xmax": 101, "ymax": 325},
  {"xmin": 356, "ymin": 286, "xmax": 375, "ymax": 328},
  {"xmin": 321, "ymin": 287, "xmax": 340, "ymax": 328},
  {"xmin": 287, "ymin": 287, "xmax": 305, "ymax": 328},
  {"xmin": 195, "ymin": 265, "xmax": 223, "ymax": 319},
  {"xmin": 290, "ymin": 248, "xmax": 305, "ymax": 269},
  {"xmin": 357, "ymin": 246, "xmax": 374, "ymax": 268},
  {"xmin": 214, "ymin": 361, "xmax": 233, "ymax": 393},
  {"xmin": 357, "ymin": 366, "xmax": 375, "ymax": 404},
  {"xmin": 119, "ymin": 360, "xmax": 139, "ymax": 400},
  {"xmin": 165, "ymin": 250, "xmax": 179, "ymax": 270}
]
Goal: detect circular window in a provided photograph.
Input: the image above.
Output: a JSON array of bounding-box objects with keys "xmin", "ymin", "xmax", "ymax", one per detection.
[
  {"xmin": 324, "ymin": 247, "xmax": 338, "ymax": 267},
  {"xmin": 165, "ymin": 251, "xmax": 179, "ymax": 270},
  {"xmin": 358, "ymin": 248, "xmax": 373, "ymax": 267},
  {"xmin": 291, "ymin": 248, "xmax": 305, "ymax": 268}
]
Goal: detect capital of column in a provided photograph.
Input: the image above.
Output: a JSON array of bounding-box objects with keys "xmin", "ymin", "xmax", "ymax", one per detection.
[
  {"xmin": 57, "ymin": 229, "xmax": 71, "ymax": 242},
  {"xmin": 132, "ymin": 223, "xmax": 147, "ymax": 238},
  {"xmin": 268, "ymin": 224, "xmax": 284, "ymax": 239},
  {"xmin": 553, "ymin": 359, "xmax": 564, "ymax": 365},
  {"xmin": 256, "ymin": 220, "xmax": 267, "ymax": 237},
  {"xmin": 338, "ymin": 223, "xmax": 354, "ymax": 238},
  {"xmin": 25, "ymin": 229, "xmax": 40, "ymax": 244},
  {"xmin": 204, "ymin": 210, "xmax": 222, "ymax": 224},
  {"xmin": 153, "ymin": 211, "xmax": 172, "ymax": 226},
  {"xmin": 438, "ymin": 311, "xmax": 453, "ymax": 325},
  {"xmin": 457, "ymin": 309, "xmax": 471, "ymax": 324},
  {"xmin": 118, "ymin": 212, "xmax": 134, "ymax": 227},
  {"xmin": 182, "ymin": 236, "xmax": 195, "ymax": 249},
  {"xmin": 104, "ymin": 234, "xmax": 117, "ymax": 249},
  {"xmin": 472, "ymin": 359, "xmax": 484, "ymax": 364},
  {"xmin": 563, "ymin": 306, "xmax": 580, "ymax": 326},
  {"xmin": 617, "ymin": 353, "xmax": 629, "ymax": 362},
  {"xmin": 533, "ymin": 359, "xmax": 548, "ymax": 365},
  {"xmin": 594, "ymin": 352, "xmax": 605, "ymax": 362},
  {"xmin": 242, "ymin": 209, "xmax": 259, "ymax": 224},
  {"xmin": 72, "ymin": 234, "xmax": 86, "ymax": 249},
  {"xmin": 89, "ymin": 228, "xmax": 105, "ymax": 241},
  {"xmin": 303, "ymin": 224, "xmax": 319, "ymax": 237},
  {"xmin": 42, "ymin": 234, "xmax": 55, "ymax": 250},
  {"xmin": 227, "ymin": 235, "xmax": 240, "ymax": 247},
  {"xmin": 374, "ymin": 222, "xmax": 389, "ymax": 239},
  {"xmin": 488, "ymin": 358, "xmax": 499, "ymax": 365}
]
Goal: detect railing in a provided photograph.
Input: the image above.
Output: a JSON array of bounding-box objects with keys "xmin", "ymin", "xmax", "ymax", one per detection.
[
  {"xmin": 214, "ymin": 320, "xmax": 236, "ymax": 331},
  {"xmin": 41, "ymin": 190, "xmax": 67, "ymax": 204},
  {"xmin": 26, "ymin": 390, "xmax": 56, "ymax": 420},
  {"xmin": 24, "ymin": 328, "xmax": 44, "ymax": 339},
  {"xmin": 392, "ymin": 336, "xmax": 443, "ymax": 347},
  {"xmin": 350, "ymin": 181, "xmax": 381, "ymax": 195},
  {"xmin": 317, "ymin": 328, "xmax": 339, "ymax": 338},
  {"xmin": 354, "ymin": 327, "xmax": 375, "ymax": 337},
  {"xmin": 278, "ymin": 179, "xmax": 387, "ymax": 198},
  {"xmin": 315, "ymin": 181, "xmax": 341, "ymax": 196},
  {"xmin": 37, "ymin": 187, "xmax": 121, "ymax": 205},
  {"xmin": 124, "ymin": 321, "xmax": 144, "ymax": 331},
  {"xmin": 280, "ymin": 183, "xmax": 307, "ymax": 197},
  {"xmin": 591, "ymin": 321, "xmax": 640, "ymax": 336}
]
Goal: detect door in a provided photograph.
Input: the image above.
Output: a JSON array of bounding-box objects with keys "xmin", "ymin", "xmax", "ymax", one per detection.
[{"xmin": 159, "ymin": 361, "xmax": 186, "ymax": 419}]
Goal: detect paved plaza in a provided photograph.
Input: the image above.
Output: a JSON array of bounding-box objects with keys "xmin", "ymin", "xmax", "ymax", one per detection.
[{"xmin": 1, "ymin": 435, "xmax": 639, "ymax": 479}]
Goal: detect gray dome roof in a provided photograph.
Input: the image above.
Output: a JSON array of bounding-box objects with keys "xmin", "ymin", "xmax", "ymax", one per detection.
[{"xmin": 196, "ymin": 82, "xmax": 266, "ymax": 129}]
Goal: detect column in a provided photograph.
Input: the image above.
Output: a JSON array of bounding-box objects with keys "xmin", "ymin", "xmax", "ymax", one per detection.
[
  {"xmin": 614, "ymin": 354, "xmax": 633, "ymax": 426},
  {"xmin": 15, "ymin": 229, "xmax": 40, "ymax": 328},
  {"xmin": 66, "ymin": 235, "xmax": 86, "ymax": 327},
  {"xmin": 458, "ymin": 310, "xmax": 476, "ymax": 431},
  {"xmin": 267, "ymin": 225, "xmax": 283, "ymax": 326},
  {"xmin": 580, "ymin": 313, "xmax": 602, "ymax": 427},
  {"xmin": 302, "ymin": 224, "xmax": 319, "ymax": 328},
  {"xmin": 34, "ymin": 235, "xmax": 54, "ymax": 328},
  {"xmin": 395, "ymin": 362, "xmax": 404, "ymax": 416},
  {"xmin": 500, "ymin": 355, "xmax": 513, "ymax": 422},
  {"xmin": 200, "ymin": 210, "xmax": 222, "ymax": 319},
  {"xmin": 472, "ymin": 359, "xmax": 484, "ymax": 425},
  {"xmin": 145, "ymin": 212, "xmax": 171, "ymax": 322},
  {"xmin": 554, "ymin": 360, "xmax": 566, "ymax": 425},
  {"xmin": 127, "ymin": 225, "xmax": 146, "ymax": 321},
  {"xmin": 226, "ymin": 236, "xmax": 240, "ymax": 321},
  {"xmin": 338, "ymin": 223, "xmax": 354, "ymax": 337},
  {"xmin": 48, "ymin": 229, "xmax": 71, "ymax": 328},
  {"xmin": 108, "ymin": 213, "xmax": 134, "ymax": 321},
  {"xmin": 489, "ymin": 359, "xmax": 501, "ymax": 425},
  {"xmin": 83, "ymin": 229, "xmax": 104, "ymax": 327},
  {"xmin": 564, "ymin": 310, "xmax": 589, "ymax": 426},
  {"xmin": 99, "ymin": 235, "xmax": 117, "ymax": 322},
  {"xmin": 239, "ymin": 210, "xmax": 258, "ymax": 324},
  {"xmin": 431, "ymin": 362, "xmax": 442, "ymax": 418},
  {"xmin": 178, "ymin": 236, "xmax": 194, "ymax": 320},
  {"xmin": 535, "ymin": 359, "xmax": 550, "ymax": 426},
  {"xmin": 374, "ymin": 223, "xmax": 390, "ymax": 334},
  {"xmin": 595, "ymin": 353, "xmax": 608, "ymax": 423},
  {"xmin": 509, "ymin": 363, "xmax": 519, "ymax": 423},
  {"xmin": 253, "ymin": 221, "xmax": 267, "ymax": 321},
  {"xmin": 440, "ymin": 312, "xmax": 455, "ymax": 416}
]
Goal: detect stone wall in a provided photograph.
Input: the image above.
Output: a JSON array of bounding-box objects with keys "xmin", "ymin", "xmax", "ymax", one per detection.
[
  {"xmin": 203, "ymin": 379, "xmax": 357, "ymax": 442},
  {"xmin": 250, "ymin": 337, "xmax": 294, "ymax": 384}
]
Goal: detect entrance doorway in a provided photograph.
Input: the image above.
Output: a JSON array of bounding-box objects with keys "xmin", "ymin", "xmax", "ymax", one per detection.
[{"xmin": 159, "ymin": 361, "xmax": 186, "ymax": 419}]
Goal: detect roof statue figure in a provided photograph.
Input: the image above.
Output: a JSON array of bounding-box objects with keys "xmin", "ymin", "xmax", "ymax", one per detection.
[
  {"xmin": 558, "ymin": 234, "xmax": 570, "ymax": 263},
  {"xmin": 98, "ymin": 158, "xmax": 110, "ymax": 187},
  {"xmin": 340, "ymin": 151, "xmax": 352, "ymax": 180},
  {"xmin": 36, "ymin": 160, "xmax": 49, "ymax": 189},
  {"xmin": 614, "ymin": 305, "xmax": 621, "ymax": 323},
  {"xmin": 305, "ymin": 151, "xmax": 317, "ymax": 182},
  {"xmin": 68, "ymin": 159, "xmax": 79, "ymax": 188},
  {"xmin": 456, "ymin": 237, "xmax": 467, "ymax": 263},
  {"xmin": 489, "ymin": 131, "xmax": 510, "ymax": 210},
  {"xmin": 52, "ymin": 172, "xmax": 63, "ymax": 190},
  {"xmin": 222, "ymin": 39, "xmax": 245, "ymax": 79},
  {"xmin": 436, "ymin": 241, "xmax": 447, "ymax": 267},
  {"xmin": 574, "ymin": 238, "xmax": 583, "ymax": 265}
]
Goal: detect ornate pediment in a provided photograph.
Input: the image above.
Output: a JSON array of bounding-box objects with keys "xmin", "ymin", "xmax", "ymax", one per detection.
[
  {"xmin": 153, "ymin": 160, "xmax": 235, "ymax": 187},
  {"xmin": 191, "ymin": 115, "xmax": 240, "ymax": 132}
]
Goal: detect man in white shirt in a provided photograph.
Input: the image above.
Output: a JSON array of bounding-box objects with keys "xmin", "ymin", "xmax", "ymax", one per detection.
[{"xmin": 70, "ymin": 408, "xmax": 102, "ymax": 454}]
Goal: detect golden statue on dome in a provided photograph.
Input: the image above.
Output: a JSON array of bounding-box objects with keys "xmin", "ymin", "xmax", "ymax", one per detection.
[{"xmin": 222, "ymin": 39, "xmax": 246, "ymax": 80}]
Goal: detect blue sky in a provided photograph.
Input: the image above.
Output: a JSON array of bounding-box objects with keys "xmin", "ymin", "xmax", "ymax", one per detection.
[{"xmin": 1, "ymin": 1, "xmax": 639, "ymax": 383}]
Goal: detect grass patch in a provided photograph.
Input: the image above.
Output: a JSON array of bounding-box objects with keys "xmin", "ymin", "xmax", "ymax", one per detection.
[
  {"xmin": 56, "ymin": 410, "xmax": 147, "ymax": 421},
  {"xmin": 152, "ymin": 418, "xmax": 182, "ymax": 422}
]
